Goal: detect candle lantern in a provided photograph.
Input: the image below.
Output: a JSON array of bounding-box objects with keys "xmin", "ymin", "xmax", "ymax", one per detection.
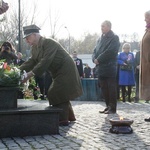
[{"xmin": 109, "ymin": 116, "xmax": 134, "ymax": 134}]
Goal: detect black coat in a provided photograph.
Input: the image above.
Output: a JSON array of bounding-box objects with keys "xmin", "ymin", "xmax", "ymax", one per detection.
[{"xmin": 92, "ymin": 30, "xmax": 120, "ymax": 77}]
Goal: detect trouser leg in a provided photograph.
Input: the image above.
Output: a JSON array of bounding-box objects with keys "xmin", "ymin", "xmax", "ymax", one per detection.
[
  {"xmin": 99, "ymin": 77, "xmax": 109, "ymax": 108},
  {"xmin": 53, "ymin": 101, "xmax": 70, "ymax": 122},
  {"xmin": 68, "ymin": 102, "xmax": 76, "ymax": 121},
  {"xmin": 99, "ymin": 77, "xmax": 117, "ymax": 112},
  {"xmin": 35, "ymin": 75, "xmax": 45, "ymax": 99},
  {"xmin": 107, "ymin": 77, "xmax": 117, "ymax": 112},
  {"xmin": 44, "ymin": 72, "xmax": 52, "ymax": 97},
  {"xmin": 121, "ymin": 86, "xmax": 126, "ymax": 102},
  {"xmin": 128, "ymin": 86, "xmax": 132, "ymax": 102}
]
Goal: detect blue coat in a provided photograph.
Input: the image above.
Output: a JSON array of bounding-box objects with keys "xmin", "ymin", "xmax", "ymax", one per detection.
[{"xmin": 118, "ymin": 52, "xmax": 135, "ymax": 86}]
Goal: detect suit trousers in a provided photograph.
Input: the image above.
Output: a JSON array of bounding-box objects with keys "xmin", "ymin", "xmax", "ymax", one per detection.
[{"xmin": 99, "ymin": 76, "xmax": 117, "ymax": 112}]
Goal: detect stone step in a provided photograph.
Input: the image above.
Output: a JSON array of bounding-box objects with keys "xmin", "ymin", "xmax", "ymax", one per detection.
[{"xmin": 0, "ymin": 99, "xmax": 62, "ymax": 138}]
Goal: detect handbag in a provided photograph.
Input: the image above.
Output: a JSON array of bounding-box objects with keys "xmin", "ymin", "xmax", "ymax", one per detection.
[{"xmin": 120, "ymin": 64, "xmax": 132, "ymax": 71}]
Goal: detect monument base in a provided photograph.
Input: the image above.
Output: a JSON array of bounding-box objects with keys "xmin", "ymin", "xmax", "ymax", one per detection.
[
  {"xmin": 0, "ymin": 87, "xmax": 18, "ymax": 109},
  {"xmin": 0, "ymin": 99, "xmax": 62, "ymax": 138}
]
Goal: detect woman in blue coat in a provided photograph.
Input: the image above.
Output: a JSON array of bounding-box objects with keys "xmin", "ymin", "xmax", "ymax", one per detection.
[{"xmin": 118, "ymin": 43, "xmax": 135, "ymax": 102}]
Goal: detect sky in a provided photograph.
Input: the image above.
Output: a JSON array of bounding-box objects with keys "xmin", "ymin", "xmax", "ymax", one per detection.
[{"xmin": 3, "ymin": 0, "xmax": 150, "ymax": 40}]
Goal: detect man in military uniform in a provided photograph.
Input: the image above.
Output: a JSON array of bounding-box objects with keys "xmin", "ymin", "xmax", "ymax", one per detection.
[{"xmin": 20, "ymin": 25, "xmax": 83, "ymax": 126}]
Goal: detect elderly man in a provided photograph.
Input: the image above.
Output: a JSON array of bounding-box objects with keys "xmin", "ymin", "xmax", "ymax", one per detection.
[
  {"xmin": 92, "ymin": 20, "xmax": 120, "ymax": 114},
  {"xmin": 20, "ymin": 24, "xmax": 83, "ymax": 126}
]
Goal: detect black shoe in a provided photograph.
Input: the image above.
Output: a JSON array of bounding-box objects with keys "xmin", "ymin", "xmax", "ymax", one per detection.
[
  {"xmin": 144, "ymin": 118, "xmax": 150, "ymax": 122},
  {"xmin": 99, "ymin": 107, "xmax": 108, "ymax": 113},
  {"xmin": 104, "ymin": 110, "xmax": 116, "ymax": 114}
]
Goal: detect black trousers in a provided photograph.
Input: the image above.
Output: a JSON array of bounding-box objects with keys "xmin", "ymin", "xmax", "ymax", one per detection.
[
  {"xmin": 135, "ymin": 73, "xmax": 139, "ymax": 101},
  {"xmin": 34, "ymin": 72, "xmax": 52, "ymax": 98},
  {"xmin": 99, "ymin": 76, "xmax": 117, "ymax": 112}
]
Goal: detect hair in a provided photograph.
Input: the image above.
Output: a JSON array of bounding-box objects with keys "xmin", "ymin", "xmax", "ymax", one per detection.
[
  {"xmin": 145, "ymin": 10, "xmax": 150, "ymax": 15},
  {"xmin": 102, "ymin": 20, "xmax": 112, "ymax": 28},
  {"xmin": 0, "ymin": 41, "xmax": 13, "ymax": 52},
  {"xmin": 17, "ymin": 52, "xmax": 23, "ymax": 57},
  {"xmin": 73, "ymin": 51, "xmax": 77, "ymax": 54},
  {"xmin": 122, "ymin": 43, "xmax": 131, "ymax": 52}
]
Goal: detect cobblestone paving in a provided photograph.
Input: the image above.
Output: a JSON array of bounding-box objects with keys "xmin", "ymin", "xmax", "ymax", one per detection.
[{"xmin": 0, "ymin": 100, "xmax": 150, "ymax": 150}]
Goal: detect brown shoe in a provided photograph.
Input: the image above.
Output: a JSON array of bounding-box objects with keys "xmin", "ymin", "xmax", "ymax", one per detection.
[
  {"xmin": 59, "ymin": 120, "xmax": 69, "ymax": 126},
  {"xmin": 69, "ymin": 117, "xmax": 76, "ymax": 122}
]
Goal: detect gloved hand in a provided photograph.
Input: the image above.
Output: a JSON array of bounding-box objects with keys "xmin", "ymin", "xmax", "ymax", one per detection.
[{"xmin": 21, "ymin": 71, "xmax": 34, "ymax": 83}]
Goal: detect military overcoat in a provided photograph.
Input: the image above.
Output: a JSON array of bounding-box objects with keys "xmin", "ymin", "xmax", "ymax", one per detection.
[{"xmin": 20, "ymin": 37, "xmax": 83, "ymax": 105}]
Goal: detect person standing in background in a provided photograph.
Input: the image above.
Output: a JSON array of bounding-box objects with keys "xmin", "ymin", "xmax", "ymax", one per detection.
[
  {"xmin": 140, "ymin": 10, "xmax": 150, "ymax": 122},
  {"xmin": 72, "ymin": 51, "xmax": 84, "ymax": 78},
  {"xmin": 92, "ymin": 20, "xmax": 120, "ymax": 114},
  {"xmin": 83, "ymin": 63, "xmax": 91, "ymax": 78},
  {"xmin": 118, "ymin": 43, "xmax": 135, "ymax": 102},
  {"xmin": 15, "ymin": 52, "xmax": 25, "ymax": 66}
]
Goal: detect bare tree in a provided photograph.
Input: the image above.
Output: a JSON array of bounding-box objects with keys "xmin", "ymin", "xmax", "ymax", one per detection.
[
  {"xmin": 0, "ymin": 0, "xmax": 47, "ymax": 56},
  {"xmin": 48, "ymin": 6, "xmax": 64, "ymax": 39}
]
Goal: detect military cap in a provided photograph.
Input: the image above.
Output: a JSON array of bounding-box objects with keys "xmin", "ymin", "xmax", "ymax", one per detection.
[{"xmin": 23, "ymin": 24, "xmax": 41, "ymax": 38}]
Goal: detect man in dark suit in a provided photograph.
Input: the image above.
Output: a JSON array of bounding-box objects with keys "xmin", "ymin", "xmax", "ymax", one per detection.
[
  {"xmin": 92, "ymin": 20, "xmax": 120, "ymax": 114},
  {"xmin": 15, "ymin": 52, "xmax": 25, "ymax": 66},
  {"xmin": 72, "ymin": 51, "xmax": 83, "ymax": 78}
]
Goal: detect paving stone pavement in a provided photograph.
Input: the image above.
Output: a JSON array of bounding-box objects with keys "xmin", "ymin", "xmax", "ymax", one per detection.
[{"xmin": 0, "ymin": 100, "xmax": 150, "ymax": 150}]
